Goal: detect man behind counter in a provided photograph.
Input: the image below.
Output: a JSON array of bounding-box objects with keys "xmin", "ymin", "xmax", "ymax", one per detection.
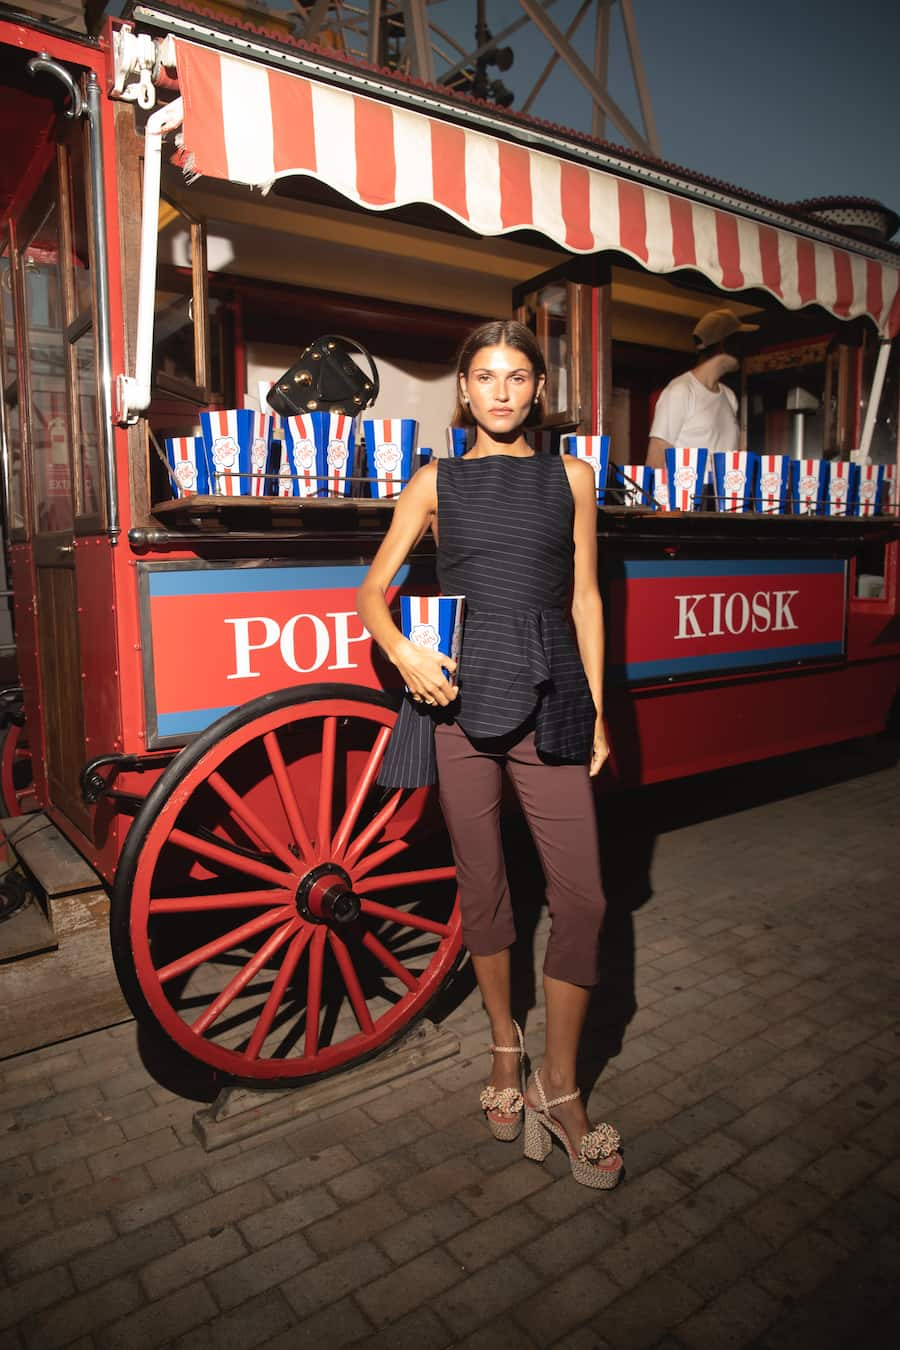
[{"xmin": 646, "ymin": 307, "xmax": 759, "ymax": 469}]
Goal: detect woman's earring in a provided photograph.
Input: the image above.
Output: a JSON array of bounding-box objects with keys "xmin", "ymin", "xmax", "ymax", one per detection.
[{"xmin": 462, "ymin": 394, "xmax": 469, "ymax": 405}]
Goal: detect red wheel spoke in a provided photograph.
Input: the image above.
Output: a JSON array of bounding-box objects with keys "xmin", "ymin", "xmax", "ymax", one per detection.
[
  {"xmin": 331, "ymin": 725, "xmax": 391, "ymax": 858},
  {"xmin": 263, "ymin": 731, "xmax": 315, "ymax": 861},
  {"xmin": 150, "ymin": 889, "xmax": 293, "ymax": 914},
  {"xmin": 360, "ymin": 898, "xmax": 451, "ymax": 937},
  {"xmin": 344, "ymin": 789, "xmax": 404, "ymax": 866},
  {"xmin": 168, "ymin": 827, "xmax": 292, "ymax": 888},
  {"xmin": 359, "ymin": 866, "xmax": 456, "ymax": 893},
  {"xmin": 157, "ymin": 907, "xmax": 290, "ymax": 984},
  {"xmin": 207, "ymin": 771, "xmax": 302, "ymax": 874},
  {"xmin": 328, "ymin": 930, "xmax": 375, "ymax": 1034},
  {"xmin": 361, "ymin": 930, "xmax": 418, "ymax": 992},
  {"xmin": 246, "ymin": 926, "xmax": 313, "ymax": 1060},
  {"xmin": 317, "ymin": 717, "xmax": 337, "ymax": 854},
  {"xmin": 352, "ymin": 838, "xmax": 408, "ymax": 881},
  {"xmin": 305, "ymin": 927, "xmax": 326, "ymax": 1058},
  {"xmin": 191, "ymin": 920, "xmax": 296, "ymax": 1036}
]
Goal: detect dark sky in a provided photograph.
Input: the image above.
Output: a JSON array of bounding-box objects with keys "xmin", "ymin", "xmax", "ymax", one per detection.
[{"xmin": 433, "ymin": 0, "xmax": 899, "ymax": 213}]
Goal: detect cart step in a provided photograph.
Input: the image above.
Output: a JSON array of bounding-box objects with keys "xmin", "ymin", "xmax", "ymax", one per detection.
[{"xmin": 192, "ymin": 1019, "xmax": 460, "ymax": 1152}]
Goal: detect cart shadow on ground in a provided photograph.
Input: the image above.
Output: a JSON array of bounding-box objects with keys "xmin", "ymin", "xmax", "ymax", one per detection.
[{"xmin": 130, "ymin": 728, "xmax": 899, "ymax": 1106}]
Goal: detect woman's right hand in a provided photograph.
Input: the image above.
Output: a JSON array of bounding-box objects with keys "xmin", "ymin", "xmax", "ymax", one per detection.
[{"xmin": 390, "ymin": 638, "xmax": 458, "ymax": 706}]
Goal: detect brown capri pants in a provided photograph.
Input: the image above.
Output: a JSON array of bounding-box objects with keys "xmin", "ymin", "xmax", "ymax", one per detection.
[{"xmin": 434, "ymin": 719, "xmax": 606, "ymax": 988}]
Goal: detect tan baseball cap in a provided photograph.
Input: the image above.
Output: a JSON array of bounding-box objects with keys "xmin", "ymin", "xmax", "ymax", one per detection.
[{"xmin": 693, "ymin": 308, "xmax": 760, "ymax": 350}]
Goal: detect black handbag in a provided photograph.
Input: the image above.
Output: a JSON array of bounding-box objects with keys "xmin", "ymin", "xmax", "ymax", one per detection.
[{"xmin": 266, "ymin": 335, "xmax": 379, "ymax": 417}]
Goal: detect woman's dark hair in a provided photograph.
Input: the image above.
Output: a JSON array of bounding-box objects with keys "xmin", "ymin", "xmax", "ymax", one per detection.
[{"xmin": 451, "ymin": 319, "xmax": 547, "ymax": 428}]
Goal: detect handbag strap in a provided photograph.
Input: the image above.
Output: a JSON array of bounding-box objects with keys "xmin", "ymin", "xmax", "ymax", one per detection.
[{"xmin": 318, "ymin": 334, "xmax": 380, "ymax": 405}]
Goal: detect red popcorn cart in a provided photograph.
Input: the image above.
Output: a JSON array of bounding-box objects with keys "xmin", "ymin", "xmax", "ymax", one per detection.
[{"xmin": 0, "ymin": 1, "xmax": 898, "ymax": 1079}]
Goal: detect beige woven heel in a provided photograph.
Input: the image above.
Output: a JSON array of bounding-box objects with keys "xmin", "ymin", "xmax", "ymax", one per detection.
[
  {"xmin": 523, "ymin": 1068, "xmax": 623, "ymax": 1190},
  {"xmin": 479, "ymin": 1020, "xmax": 525, "ymax": 1141}
]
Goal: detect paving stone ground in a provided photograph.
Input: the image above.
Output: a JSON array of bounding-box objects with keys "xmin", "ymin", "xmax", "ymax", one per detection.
[{"xmin": 2, "ymin": 737, "xmax": 900, "ymax": 1349}]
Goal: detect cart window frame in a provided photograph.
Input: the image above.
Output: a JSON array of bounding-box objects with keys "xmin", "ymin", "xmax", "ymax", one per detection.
[
  {"xmin": 11, "ymin": 127, "xmax": 108, "ymax": 539},
  {"xmin": 0, "ymin": 228, "xmax": 26, "ymax": 540}
]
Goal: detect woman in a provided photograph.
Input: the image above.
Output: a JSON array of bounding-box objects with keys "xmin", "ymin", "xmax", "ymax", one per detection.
[{"xmin": 356, "ymin": 320, "xmax": 621, "ymax": 1188}]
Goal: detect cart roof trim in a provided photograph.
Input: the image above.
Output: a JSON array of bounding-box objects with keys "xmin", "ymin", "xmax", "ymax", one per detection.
[{"xmin": 130, "ymin": 5, "xmax": 900, "ymax": 338}]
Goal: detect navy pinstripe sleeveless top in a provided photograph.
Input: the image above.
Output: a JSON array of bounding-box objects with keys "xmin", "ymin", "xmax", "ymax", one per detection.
[{"xmin": 377, "ymin": 452, "xmax": 596, "ymax": 788}]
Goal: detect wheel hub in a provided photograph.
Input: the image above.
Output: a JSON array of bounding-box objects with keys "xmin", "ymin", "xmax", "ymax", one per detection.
[{"xmin": 296, "ymin": 862, "xmax": 360, "ymax": 926}]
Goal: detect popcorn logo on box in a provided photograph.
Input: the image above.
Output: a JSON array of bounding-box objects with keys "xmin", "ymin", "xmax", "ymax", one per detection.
[
  {"xmin": 409, "ymin": 623, "xmax": 440, "ymax": 649},
  {"xmin": 174, "ymin": 459, "xmax": 197, "ymax": 492},
  {"xmin": 212, "ymin": 436, "xmax": 239, "ymax": 471}
]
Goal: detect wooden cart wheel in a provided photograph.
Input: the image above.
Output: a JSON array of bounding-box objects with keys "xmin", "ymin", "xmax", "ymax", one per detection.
[
  {"xmin": 110, "ymin": 685, "xmax": 461, "ymax": 1083},
  {"xmin": 0, "ymin": 721, "xmax": 35, "ymax": 817}
]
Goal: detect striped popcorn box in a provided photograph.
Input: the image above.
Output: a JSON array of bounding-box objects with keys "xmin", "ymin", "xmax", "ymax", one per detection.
[
  {"xmin": 561, "ymin": 435, "xmax": 610, "ymax": 503},
  {"xmin": 314, "ymin": 412, "xmax": 356, "ymax": 498},
  {"xmin": 857, "ymin": 464, "xmax": 886, "ymax": 517},
  {"xmin": 281, "ymin": 415, "xmax": 320, "ymax": 497},
  {"xmin": 164, "ymin": 436, "xmax": 210, "ymax": 498},
  {"xmin": 652, "ymin": 469, "xmax": 670, "ymax": 512},
  {"xmin": 419, "ymin": 448, "xmax": 433, "ymax": 467},
  {"xmin": 824, "ymin": 461, "xmax": 858, "ymax": 517},
  {"xmin": 712, "ymin": 451, "xmax": 758, "ymax": 513},
  {"xmin": 364, "ymin": 418, "xmax": 417, "ymax": 499},
  {"xmin": 611, "ymin": 463, "xmax": 654, "ymax": 508},
  {"xmin": 791, "ymin": 459, "xmax": 829, "ymax": 515},
  {"xmin": 399, "ymin": 594, "xmax": 465, "ymax": 683},
  {"xmin": 756, "ymin": 455, "xmax": 791, "ymax": 514},
  {"xmin": 200, "ymin": 409, "xmax": 261, "ymax": 496},
  {"xmin": 664, "ymin": 447, "xmax": 708, "ymax": 511},
  {"xmin": 245, "ymin": 408, "xmax": 275, "ymax": 497},
  {"xmin": 446, "ymin": 427, "xmax": 468, "ymax": 457}
]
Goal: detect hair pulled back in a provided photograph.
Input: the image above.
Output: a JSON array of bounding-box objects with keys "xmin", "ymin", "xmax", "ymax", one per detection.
[{"xmin": 451, "ymin": 319, "xmax": 547, "ymax": 429}]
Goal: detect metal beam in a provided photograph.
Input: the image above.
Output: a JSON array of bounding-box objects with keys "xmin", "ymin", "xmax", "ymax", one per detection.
[
  {"xmin": 367, "ymin": 0, "xmax": 382, "ymax": 66},
  {"xmin": 592, "ymin": 0, "xmax": 611, "ymax": 140},
  {"xmin": 437, "ymin": 0, "xmax": 561, "ymax": 85},
  {"xmin": 401, "ymin": 0, "xmax": 435, "ymax": 83},
  {"xmin": 521, "ymin": 0, "xmax": 591, "ymax": 114},
  {"xmin": 304, "ymin": 0, "xmax": 332, "ymax": 43},
  {"xmin": 514, "ymin": 0, "xmax": 652, "ymax": 154},
  {"xmin": 619, "ymin": 0, "xmax": 660, "ymax": 156}
]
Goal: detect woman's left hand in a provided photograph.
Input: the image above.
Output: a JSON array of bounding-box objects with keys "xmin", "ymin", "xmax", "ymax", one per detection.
[{"xmin": 589, "ymin": 717, "xmax": 610, "ymax": 777}]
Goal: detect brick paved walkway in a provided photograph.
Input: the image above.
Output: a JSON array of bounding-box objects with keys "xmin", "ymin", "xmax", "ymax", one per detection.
[{"xmin": 2, "ymin": 740, "xmax": 899, "ymax": 1349}]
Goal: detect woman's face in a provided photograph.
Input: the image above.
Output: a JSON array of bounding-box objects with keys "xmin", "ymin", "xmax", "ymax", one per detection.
[{"xmin": 460, "ymin": 343, "xmax": 544, "ymax": 435}]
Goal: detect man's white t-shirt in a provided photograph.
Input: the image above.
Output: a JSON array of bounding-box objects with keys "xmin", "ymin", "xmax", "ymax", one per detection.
[{"xmin": 650, "ymin": 371, "xmax": 739, "ymax": 454}]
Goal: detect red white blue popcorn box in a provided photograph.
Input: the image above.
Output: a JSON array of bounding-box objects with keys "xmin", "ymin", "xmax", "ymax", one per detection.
[
  {"xmin": 791, "ymin": 459, "xmax": 829, "ymax": 515},
  {"xmin": 446, "ymin": 427, "xmax": 468, "ymax": 457},
  {"xmin": 652, "ymin": 469, "xmax": 670, "ymax": 512},
  {"xmin": 246, "ymin": 409, "xmax": 276, "ymax": 497},
  {"xmin": 200, "ymin": 409, "xmax": 276, "ymax": 496},
  {"xmin": 281, "ymin": 415, "xmax": 321, "ymax": 498},
  {"xmin": 712, "ymin": 451, "xmax": 758, "ymax": 513},
  {"xmin": 561, "ymin": 435, "xmax": 610, "ymax": 503},
  {"xmin": 856, "ymin": 464, "xmax": 885, "ymax": 517},
  {"xmin": 364, "ymin": 419, "xmax": 417, "ymax": 498},
  {"xmin": 664, "ymin": 447, "xmax": 708, "ymax": 511},
  {"xmin": 612, "ymin": 463, "xmax": 655, "ymax": 507},
  {"xmin": 318, "ymin": 413, "xmax": 356, "ymax": 498},
  {"xmin": 824, "ymin": 461, "xmax": 858, "ymax": 517},
  {"xmin": 419, "ymin": 448, "xmax": 433, "ymax": 467},
  {"xmin": 164, "ymin": 436, "xmax": 210, "ymax": 497},
  {"xmin": 400, "ymin": 594, "xmax": 465, "ymax": 683},
  {"xmin": 756, "ymin": 455, "xmax": 791, "ymax": 514}
]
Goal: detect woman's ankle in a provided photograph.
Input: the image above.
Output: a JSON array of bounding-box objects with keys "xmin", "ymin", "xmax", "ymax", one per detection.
[{"xmin": 538, "ymin": 1060, "xmax": 578, "ymax": 1097}]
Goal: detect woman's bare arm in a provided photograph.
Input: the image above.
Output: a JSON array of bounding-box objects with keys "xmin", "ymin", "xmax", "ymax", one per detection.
[
  {"xmin": 563, "ymin": 456, "xmax": 609, "ymax": 775},
  {"xmin": 356, "ymin": 464, "xmax": 458, "ymax": 706}
]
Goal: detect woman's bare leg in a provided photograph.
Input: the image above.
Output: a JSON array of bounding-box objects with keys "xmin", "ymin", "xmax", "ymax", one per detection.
[
  {"xmin": 530, "ymin": 973, "xmax": 593, "ymax": 1140},
  {"xmin": 472, "ymin": 950, "xmax": 521, "ymax": 1103}
]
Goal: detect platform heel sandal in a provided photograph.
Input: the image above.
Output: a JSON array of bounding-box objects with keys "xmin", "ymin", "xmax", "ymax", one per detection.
[
  {"xmin": 523, "ymin": 1068, "xmax": 623, "ymax": 1189},
  {"xmin": 479, "ymin": 1020, "xmax": 526, "ymax": 1141}
]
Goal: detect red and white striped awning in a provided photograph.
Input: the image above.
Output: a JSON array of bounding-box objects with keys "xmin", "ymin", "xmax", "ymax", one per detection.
[{"xmin": 175, "ymin": 39, "xmax": 900, "ymax": 337}]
